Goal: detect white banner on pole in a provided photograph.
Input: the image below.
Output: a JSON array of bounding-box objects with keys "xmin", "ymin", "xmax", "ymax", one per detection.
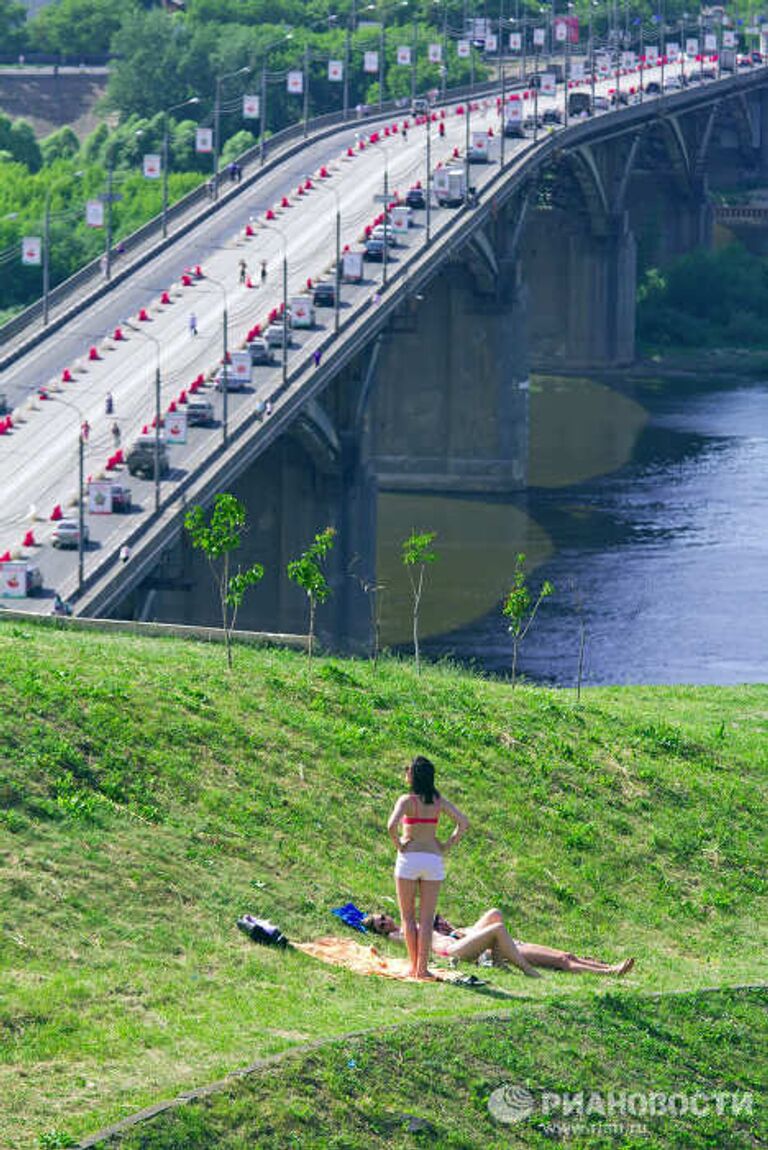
[
  {"xmin": 554, "ymin": 20, "xmax": 567, "ymax": 42},
  {"xmin": 165, "ymin": 410, "xmax": 188, "ymax": 445},
  {"xmin": 509, "ymin": 32, "xmax": 522, "ymax": 51},
  {"xmin": 0, "ymin": 561, "xmax": 27, "ymax": 598},
  {"xmin": 540, "ymin": 73, "xmax": 556, "ymax": 95},
  {"xmin": 195, "ymin": 127, "xmax": 213, "ymax": 154},
  {"xmin": 231, "ymin": 350, "xmax": 252, "ymax": 384},
  {"xmin": 533, "ymin": 27, "xmax": 546, "ymax": 47},
  {"xmin": 88, "ymin": 480, "xmax": 113, "ymax": 514},
  {"xmin": 328, "ymin": 59, "xmax": 343, "ymax": 81},
  {"xmin": 21, "ymin": 236, "xmax": 41, "ymax": 266},
  {"xmin": 597, "ymin": 54, "xmax": 611, "ymax": 75},
  {"xmin": 621, "ymin": 51, "xmax": 635, "ymax": 68},
  {"xmin": 570, "ymin": 60, "xmax": 584, "ymax": 79},
  {"xmin": 287, "ymin": 70, "xmax": 304, "ymax": 94},
  {"xmin": 86, "ymin": 199, "xmax": 104, "ymax": 227},
  {"xmin": 505, "ymin": 99, "xmax": 523, "ymax": 123},
  {"xmin": 364, "ymin": 50, "xmax": 379, "ymax": 73},
  {"xmin": 396, "ymin": 45, "xmax": 412, "ymax": 65},
  {"xmin": 243, "ymin": 94, "xmax": 260, "ymax": 118},
  {"xmin": 723, "ymin": 30, "xmax": 736, "ymax": 47},
  {"xmin": 485, "ymin": 33, "xmax": 497, "ymax": 52},
  {"xmin": 646, "ymin": 45, "xmax": 659, "ymax": 63},
  {"xmin": 457, "ymin": 39, "xmax": 470, "ymax": 58},
  {"xmin": 428, "ymin": 42, "xmax": 442, "ymax": 63},
  {"xmin": 686, "ymin": 38, "xmax": 699, "ymax": 56},
  {"xmin": 704, "ymin": 33, "xmax": 717, "ymax": 52},
  {"xmin": 143, "ymin": 153, "xmax": 161, "ymax": 179},
  {"xmin": 667, "ymin": 41, "xmax": 680, "ymax": 60}
]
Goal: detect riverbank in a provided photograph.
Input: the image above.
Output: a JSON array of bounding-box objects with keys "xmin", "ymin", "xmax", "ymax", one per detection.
[{"xmin": 0, "ymin": 621, "xmax": 765, "ymax": 1147}]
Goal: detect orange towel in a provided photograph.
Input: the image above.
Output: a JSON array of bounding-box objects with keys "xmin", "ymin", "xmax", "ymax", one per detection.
[{"xmin": 295, "ymin": 936, "xmax": 454, "ymax": 982}]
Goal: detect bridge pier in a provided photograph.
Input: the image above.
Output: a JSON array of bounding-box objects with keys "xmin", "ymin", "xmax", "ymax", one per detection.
[
  {"xmin": 523, "ymin": 208, "xmax": 636, "ymax": 369},
  {"xmin": 369, "ymin": 258, "xmax": 530, "ymax": 493}
]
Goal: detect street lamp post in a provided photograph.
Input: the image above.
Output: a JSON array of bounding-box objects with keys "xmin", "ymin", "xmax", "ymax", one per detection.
[
  {"xmin": 303, "ymin": 43, "xmax": 311, "ymax": 137},
  {"xmin": 161, "ymin": 96, "xmax": 200, "ymax": 239},
  {"xmin": 53, "ymin": 395, "xmax": 88, "ymax": 592},
  {"xmin": 214, "ymin": 65, "xmax": 250, "ymax": 201},
  {"xmin": 125, "ymin": 322, "xmax": 163, "ymax": 512},
  {"xmin": 307, "ymin": 175, "xmax": 342, "ymax": 333},
  {"xmin": 203, "ymin": 274, "xmax": 230, "ymax": 445},
  {"xmin": 258, "ymin": 32, "xmax": 293, "ymax": 167},
  {"xmin": 425, "ymin": 113, "xmax": 432, "ymax": 244},
  {"xmin": 43, "ymin": 171, "xmax": 82, "ymax": 326},
  {"xmin": 262, "ymin": 223, "xmax": 289, "ymax": 389}
]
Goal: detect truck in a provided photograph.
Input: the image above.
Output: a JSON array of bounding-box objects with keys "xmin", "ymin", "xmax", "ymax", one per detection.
[
  {"xmin": 433, "ymin": 166, "xmax": 466, "ymax": 207},
  {"xmin": 568, "ymin": 91, "xmax": 592, "ymax": 118},
  {"xmin": 469, "ymin": 131, "xmax": 491, "ymax": 163},
  {"xmin": 341, "ymin": 250, "xmax": 364, "ymax": 283},
  {"xmin": 720, "ymin": 48, "xmax": 737, "ymax": 73}
]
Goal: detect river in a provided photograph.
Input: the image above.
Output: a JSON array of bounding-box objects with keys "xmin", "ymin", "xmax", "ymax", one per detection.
[{"xmin": 377, "ymin": 374, "xmax": 768, "ymax": 685}]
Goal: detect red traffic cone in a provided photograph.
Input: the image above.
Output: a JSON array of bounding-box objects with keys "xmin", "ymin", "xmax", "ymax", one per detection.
[
  {"xmin": 106, "ymin": 455, "xmax": 116, "ymax": 470},
  {"xmin": 358, "ymin": 138, "xmax": 365, "ymax": 150},
  {"xmin": 306, "ymin": 277, "xmax": 313, "ymax": 290},
  {"xmin": 168, "ymin": 401, "xmax": 177, "ymax": 413},
  {"xmin": 453, "ymin": 146, "xmax": 459, "ymax": 158},
  {"xmin": 113, "ymin": 327, "xmax": 124, "ymax": 341},
  {"xmin": 266, "ymin": 208, "xmax": 276, "ymax": 220},
  {"xmin": 142, "ymin": 425, "xmax": 149, "ymax": 435},
  {"xmin": 281, "ymin": 196, "xmax": 290, "ymax": 208},
  {"xmin": 347, "ymin": 146, "xmax": 354, "ymax": 157},
  {"xmin": 297, "ymin": 185, "xmax": 305, "ymax": 196},
  {"xmin": 50, "ymin": 504, "xmax": 63, "ymax": 521},
  {"xmin": 319, "ymin": 166, "xmax": 329, "ymax": 178},
  {"xmin": 246, "ymin": 276, "xmax": 253, "ymax": 288},
  {"xmin": 181, "ymin": 274, "xmax": 192, "ymax": 287},
  {"xmin": 189, "ymin": 379, "xmax": 199, "ymax": 393},
  {"xmin": 178, "ymin": 390, "xmax": 187, "ymax": 404},
  {"xmin": 114, "ymin": 449, "xmax": 124, "ymax": 464},
  {"xmin": 88, "ymin": 346, "xmax": 99, "ymax": 361},
  {"xmin": 138, "ymin": 307, "xmax": 150, "ymax": 321},
  {"xmin": 245, "ymin": 223, "xmax": 255, "ymax": 237},
  {"xmin": 62, "ymin": 368, "xmax": 73, "ymax": 383},
  {"xmin": 160, "ymin": 290, "xmax": 171, "ymax": 305},
  {"xmin": 194, "ymin": 265, "xmax": 203, "ymax": 278},
  {"xmin": 23, "ymin": 530, "xmax": 35, "ymax": 547},
  {"xmin": 0, "ymin": 551, "xmax": 11, "ymax": 563},
  {"xmin": 304, "ymin": 179, "xmax": 312, "ymax": 190}
]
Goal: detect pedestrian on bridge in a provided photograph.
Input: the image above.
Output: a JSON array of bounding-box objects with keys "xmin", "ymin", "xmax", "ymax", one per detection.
[
  {"xmin": 239, "ymin": 258, "xmax": 248, "ymax": 285},
  {"xmin": 260, "ymin": 260, "xmax": 268, "ymax": 287},
  {"xmin": 105, "ymin": 392, "xmax": 114, "ymax": 415},
  {"xmin": 189, "ymin": 312, "xmax": 198, "ymax": 337},
  {"xmin": 111, "ymin": 421, "xmax": 121, "ymax": 449}
]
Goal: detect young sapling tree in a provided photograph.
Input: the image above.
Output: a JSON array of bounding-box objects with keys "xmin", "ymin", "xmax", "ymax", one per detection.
[
  {"xmin": 184, "ymin": 493, "xmax": 264, "ymax": 670},
  {"xmin": 401, "ymin": 530, "xmax": 438, "ymax": 674},
  {"xmin": 287, "ymin": 526, "xmax": 336, "ymax": 664},
  {"xmin": 502, "ymin": 552, "xmax": 554, "ymax": 687}
]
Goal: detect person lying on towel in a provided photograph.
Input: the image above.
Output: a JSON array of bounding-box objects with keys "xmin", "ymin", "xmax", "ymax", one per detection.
[{"xmin": 362, "ymin": 907, "xmax": 634, "ymax": 977}]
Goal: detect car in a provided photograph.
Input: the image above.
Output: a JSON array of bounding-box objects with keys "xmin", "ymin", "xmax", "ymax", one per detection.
[
  {"xmin": 405, "ymin": 187, "xmax": 426, "ymax": 210},
  {"xmin": 504, "ymin": 120, "xmax": 527, "ymax": 137},
  {"xmin": 568, "ymin": 92, "xmax": 592, "ymax": 118},
  {"xmin": 126, "ymin": 440, "xmax": 170, "ymax": 479},
  {"xmin": 700, "ymin": 67, "xmax": 717, "ymax": 80},
  {"xmin": 51, "ymin": 518, "xmax": 90, "ymax": 549},
  {"xmin": 0, "ymin": 393, "xmax": 8, "ymax": 416},
  {"xmin": 643, "ymin": 80, "xmax": 661, "ymax": 95},
  {"xmin": 313, "ymin": 282, "xmax": 336, "ymax": 307},
  {"xmin": 609, "ymin": 90, "xmax": 630, "ymax": 106},
  {"xmin": 751, "ymin": 51, "xmax": 763, "ymax": 64},
  {"xmin": 25, "ymin": 565, "xmax": 43, "ymax": 594},
  {"xmin": 364, "ymin": 237, "xmax": 386, "ymax": 261},
  {"xmin": 265, "ymin": 322, "xmax": 290, "ymax": 348},
  {"xmin": 213, "ymin": 366, "xmax": 246, "ymax": 391},
  {"xmin": 542, "ymin": 107, "xmax": 563, "ymax": 125},
  {"xmin": 247, "ymin": 338, "xmax": 275, "ymax": 366},
  {"xmin": 411, "ymin": 96, "xmax": 430, "ymax": 116},
  {"xmin": 110, "ymin": 484, "xmax": 132, "ymax": 512},
  {"xmin": 186, "ymin": 397, "xmax": 215, "ymax": 426},
  {"xmin": 370, "ymin": 225, "xmax": 398, "ymax": 246},
  {"xmin": 737, "ymin": 56, "xmax": 753, "ymax": 69},
  {"xmin": 663, "ymin": 76, "xmax": 682, "ymax": 90}
]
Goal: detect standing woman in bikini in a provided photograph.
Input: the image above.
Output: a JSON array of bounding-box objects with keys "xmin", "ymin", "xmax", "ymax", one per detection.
[{"xmin": 387, "ymin": 755, "xmax": 469, "ymax": 980}]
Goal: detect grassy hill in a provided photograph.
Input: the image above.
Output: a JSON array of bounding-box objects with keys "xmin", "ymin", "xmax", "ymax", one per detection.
[{"xmin": 0, "ymin": 620, "xmax": 765, "ymax": 1148}]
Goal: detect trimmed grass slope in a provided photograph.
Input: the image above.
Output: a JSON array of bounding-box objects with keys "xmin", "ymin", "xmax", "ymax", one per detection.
[{"xmin": 0, "ymin": 621, "xmax": 766, "ymax": 1148}]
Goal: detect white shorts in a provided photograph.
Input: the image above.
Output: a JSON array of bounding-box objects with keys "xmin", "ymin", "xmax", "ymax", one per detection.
[{"xmin": 394, "ymin": 851, "xmax": 446, "ymax": 882}]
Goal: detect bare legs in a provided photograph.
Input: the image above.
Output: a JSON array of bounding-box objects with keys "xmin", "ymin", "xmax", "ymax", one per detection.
[
  {"xmin": 396, "ymin": 875, "xmax": 442, "ymax": 979},
  {"xmin": 518, "ymin": 945, "xmax": 635, "ymax": 975},
  {"xmin": 445, "ymin": 922, "xmax": 541, "ymax": 977}
]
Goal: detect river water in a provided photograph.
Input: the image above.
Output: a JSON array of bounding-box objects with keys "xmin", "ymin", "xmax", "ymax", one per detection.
[{"xmin": 377, "ymin": 374, "xmax": 768, "ymax": 685}]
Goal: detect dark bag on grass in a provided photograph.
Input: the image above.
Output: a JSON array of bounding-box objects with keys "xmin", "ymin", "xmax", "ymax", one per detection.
[{"xmin": 237, "ymin": 914, "xmax": 288, "ymax": 948}]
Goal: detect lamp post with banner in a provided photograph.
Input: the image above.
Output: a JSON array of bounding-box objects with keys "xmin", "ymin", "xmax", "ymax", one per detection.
[
  {"xmin": 213, "ymin": 65, "xmax": 250, "ymax": 201},
  {"xmin": 161, "ymin": 96, "xmax": 199, "ymax": 239},
  {"xmin": 259, "ymin": 32, "xmax": 294, "ymax": 166},
  {"xmin": 201, "ymin": 273, "xmax": 231, "ymax": 445},
  {"xmin": 52, "ymin": 395, "xmax": 88, "ymax": 594},
  {"xmin": 40, "ymin": 170, "xmax": 82, "ymax": 326}
]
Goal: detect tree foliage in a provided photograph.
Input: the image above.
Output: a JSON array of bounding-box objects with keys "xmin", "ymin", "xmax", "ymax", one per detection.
[
  {"xmin": 287, "ymin": 527, "xmax": 336, "ymax": 664},
  {"xmin": 502, "ymin": 553, "xmax": 554, "ymax": 687},
  {"xmin": 401, "ymin": 530, "xmax": 438, "ymax": 674},
  {"xmin": 184, "ymin": 493, "xmax": 264, "ymax": 670}
]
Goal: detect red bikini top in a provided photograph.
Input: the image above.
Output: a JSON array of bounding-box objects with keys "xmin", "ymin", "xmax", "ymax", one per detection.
[{"xmin": 402, "ymin": 796, "xmax": 439, "ymax": 825}]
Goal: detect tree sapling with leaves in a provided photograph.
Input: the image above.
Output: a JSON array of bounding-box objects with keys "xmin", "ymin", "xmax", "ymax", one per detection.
[
  {"xmin": 184, "ymin": 493, "xmax": 264, "ymax": 670},
  {"xmin": 286, "ymin": 526, "xmax": 336, "ymax": 663},
  {"xmin": 401, "ymin": 530, "xmax": 438, "ymax": 674},
  {"xmin": 502, "ymin": 552, "xmax": 554, "ymax": 687}
]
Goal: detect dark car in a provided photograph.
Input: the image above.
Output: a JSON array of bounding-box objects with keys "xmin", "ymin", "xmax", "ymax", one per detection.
[
  {"xmin": 542, "ymin": 107, "xmax": 563, "ymax": 125},
  {"xmin": 0, "ymin": 393, "xmax": 8, "ymax": 416},
  {"xmin": 568, "ymin": 92, "xmax": 592, "ymax": 118},
  {"xmin": 313, "ymin": 282, "xmax": 336, "ymax": 307},
  {"xmin": 248, "ymin": 338, "xmax": 275, "ymax": 366},
  {"xmin": 644, "ymin": 80, "xmax": 661, "ymax": 95},
  {"xmin": 186, "ymin": 397, "xmax": 215, "ymax": 426},
  {"xmin": 405, "ymin": 187, "xmax": 426, "ymax": 210},
  {"xmin": 504, "ymin": 120, "xmax": 527, "ymax": 137},
  {"xmin": 751, "ymin": 51, "xmax": 763, "ymax": 64},
  {"xmin": 110, "ymin": 484, "xmax": 132, "ymax": 512},
  {"xmin": 126, "ymin": 440, "xmax": 170, "ymax": 479},
  {"xmin": 364, "ymin": 238, "xmax": 386, "ymax": 261}
]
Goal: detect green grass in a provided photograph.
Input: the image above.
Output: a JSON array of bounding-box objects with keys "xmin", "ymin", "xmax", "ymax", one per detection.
[{"xmin": 0, "ymin": 620, "xmax": 766, "ymax": 1149}]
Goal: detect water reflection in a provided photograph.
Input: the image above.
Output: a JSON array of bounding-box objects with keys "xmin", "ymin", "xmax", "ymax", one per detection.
[{"xmin": 380, "ymin": 376, "xmax": 768, "ymax": 685}]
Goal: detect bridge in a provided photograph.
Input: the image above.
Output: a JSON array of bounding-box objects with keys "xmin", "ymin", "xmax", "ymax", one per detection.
[{"xmin": 2, "ymin": 61, "xmax": 767, "ymax": 648}]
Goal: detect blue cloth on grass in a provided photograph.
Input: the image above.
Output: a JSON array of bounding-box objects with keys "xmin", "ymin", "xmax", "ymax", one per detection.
[{"xmin": 332, "ymin": 902, "xmax": 367, "ymax": 932}]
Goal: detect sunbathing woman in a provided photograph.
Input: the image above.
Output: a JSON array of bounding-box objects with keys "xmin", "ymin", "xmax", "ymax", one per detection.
[
  {"xmin": 387, "ymin": 755, "xmax": 469, "ymax": 980},
  {"xmin": 363, "ymin": 908, "xmax": 635, "ymax": 977}
]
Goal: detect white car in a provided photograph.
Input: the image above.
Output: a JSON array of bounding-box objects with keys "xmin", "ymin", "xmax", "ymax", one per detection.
[
  {"xmin": 265, "ymin": 322, "xmax": 291, "ymax": 348},
  {"xmin": 51, "ymin": 518, "xmax": 89, "ymax": 549},
  {"xmin": 370, "ymin": 225, "xmax": 399, "ymax": 246}
]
